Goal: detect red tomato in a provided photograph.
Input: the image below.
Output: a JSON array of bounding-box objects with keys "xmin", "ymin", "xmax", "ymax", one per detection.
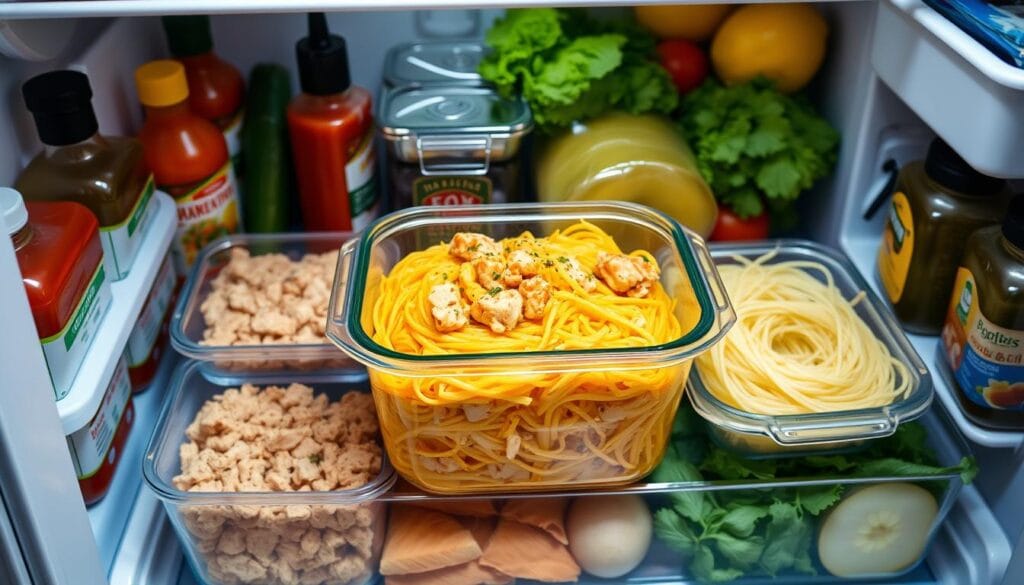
[
  {"xmin": 656, "ymin": 40, "xmax": 708, "ymax": 95},
  {"xmin": 711, "ymin": 206, "xmax": 770, "ymax": 241}
]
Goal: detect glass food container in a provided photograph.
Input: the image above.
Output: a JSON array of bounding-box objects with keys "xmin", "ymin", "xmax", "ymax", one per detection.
[
  {"xmin": 171, "ymin": 232, "xmax": 364, "ymax": 384},
  {"xmin": 383, "ymin": 41, "xmax": 485, "ymax": 88},
  {"xmin": 378, "ymin": 404, "xmax": 969, "ymax": 584},
  {"xmin": 327, "ymin": 202, "xmax": 735, "ymax": 494},
  {"xmin": 378, "ymin": 86, "xmax": 532, "ymax": 211},
  {"xmin": 688, "ymin": 240, "xmax": 934, "ymax": 458},
  {"xmin": 143, "ymin": 360, "xmax": 395, "ymax": 585}
]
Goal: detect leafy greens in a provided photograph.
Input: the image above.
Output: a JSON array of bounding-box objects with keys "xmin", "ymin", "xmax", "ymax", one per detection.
[
  {"xmin": 652, "ymin": 406, "xmax": 977, "ymax": 582},
  {"xmin": 478, "ymin": 8, "xmax": 677, "ymax": 130},
  {"xmin": 678, "ymin": 79, "xmax": 840, "ymax": 219}
]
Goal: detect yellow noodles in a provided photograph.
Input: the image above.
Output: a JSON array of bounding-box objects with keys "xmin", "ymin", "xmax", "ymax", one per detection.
[
  {"xmin": 367, "ymin": 222, "xmax": 688, "ymax": 493},
  {"xmin": 696, "ymin": 252, "xmax": 911, "ymax": 416}
]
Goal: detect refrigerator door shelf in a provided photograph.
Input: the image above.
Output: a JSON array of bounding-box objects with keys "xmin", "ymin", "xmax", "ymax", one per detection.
[
  {"xmin": 873, "ymin": 0, "xmax": 1024, "ymax": 179},
  {"xmin": 842, "ymin": 235, "xmax": 1024, "ymax": 449},
  {"xmin": 57, "ymin": 192, "xmax": 177, "ymax": 434}
]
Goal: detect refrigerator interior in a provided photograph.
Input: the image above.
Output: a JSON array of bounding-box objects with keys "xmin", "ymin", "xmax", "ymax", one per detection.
[{"xmin": 0, "ymin": 1, "xmax": 1022, "ymax": 584}]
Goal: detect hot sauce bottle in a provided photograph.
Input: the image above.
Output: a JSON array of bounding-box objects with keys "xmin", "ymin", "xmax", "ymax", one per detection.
[
  {"xmin": 0, "ymin": 187, "xmax": 111, "ymax": 401},
  {"xmin": 287, "ymin": 13, "xmax": 378, "ymax": 231},
  {"xmin": 161, "ymin": 15, "xmax": 245, "ymax": 171},
  {"xmin": 16, "ymin": 70, "xmax": 156, "ymax": 282},
  {"xmin": 135, "ymin": 59, "xmax": 241, "ymax": 271}
]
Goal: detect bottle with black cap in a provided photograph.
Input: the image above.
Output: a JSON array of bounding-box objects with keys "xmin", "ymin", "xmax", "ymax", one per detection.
[
  {"xmin": 286, "ymin": 13, "xmax": 378, "ymax": 232},
  {"xmin": 15, "ymin": 69, "xmax": 154, "ymax": 281},
  {"xmin": 877, "ymin": 137, "xmax": 1010, "ymax": 334},
  {"xmin": 940, "ymin": 194, "xmax": 1024, "ymax": 429}
]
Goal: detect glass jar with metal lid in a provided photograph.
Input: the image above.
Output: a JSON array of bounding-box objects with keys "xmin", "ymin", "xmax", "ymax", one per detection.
[
  {"xmin": 379, "ymin": 85, "xmax": 532, "ymax": 210},
  {"xmin": 383, "ymin": 41, "xmax": 485, "ymax": 88}
]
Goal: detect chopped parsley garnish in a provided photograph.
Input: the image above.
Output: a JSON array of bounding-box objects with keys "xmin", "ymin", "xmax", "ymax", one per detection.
[
  {"xmin": 557, "ymin": 256, "xmax": 569, "ymax": 263},
  {"xmin": 641, "ymin": 256, "xmax": 650, "ymax": 263},
  {"xmin": 308, "ymin": 454, "xmax": 322, "ymax": 465},
  {"xmin": 468, "ymin": 244, "xmax": 480, "ymax": 252},
  {"xmin": 492, "ymin": 272, "xmax": 501, "ymax": 280},
  {"xmin": 487, "ymin": 286, "xmax": 503, "ymax": 296}
]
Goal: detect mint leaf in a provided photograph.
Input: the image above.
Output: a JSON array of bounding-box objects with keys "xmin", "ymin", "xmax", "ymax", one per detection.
[
  {"xmin": 654, "ymin": 508, "xmax": 699, "ymax": 556},
  {"xmin": 710, "ymin": 532, "xmax": 765, "ymax": 570},
  {"xmin": 718, "ymin": 504, "xmax": 769, "ymax": 537},
  {"xmin": 796, "ymin": 485, "xmax": 843, "ymax": 515},
  {"xmin": 759, "ymin": 502, "xmax": 812, "ymax": 575}
]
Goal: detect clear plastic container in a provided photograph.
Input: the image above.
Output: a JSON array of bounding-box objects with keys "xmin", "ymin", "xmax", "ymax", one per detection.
[
  {"xmin": 689, "ymin": 240, "xmax": 934, "ymax": 458},
  {"xmin": 378, "ymin": 405, "xmax": 969, "ymax": 583},
  {"xmin": 143, "ymin": 360, "xmax": 395, "ymax": 585},
  {"xmin": 327, "ymin": 202, "xmax": 735, "ymax": 494},
  {"xmin": 170, "ymin": 232, "xmax": 364, "ymax": 384}
]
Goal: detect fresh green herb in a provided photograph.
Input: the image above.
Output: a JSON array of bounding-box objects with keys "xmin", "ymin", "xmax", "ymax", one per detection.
[
  {"xmin": 479, "ymin": 8, "xmax": 677, "ymax": 131},
  {"xmin": 652, "ymin": 409, "xmax": 976, "ymax": 583},
  {"xmin": 557, "ymin": 256, "xmax": 569, "ymax": 263},
  {"xmin": 678, "ymin": 78, "xmax": 839, "ymax": 219},
  {"xmin": 641, "ymin": 256, "xmax": 650, "ymax": 263},
  {"xmin": 468, "ymin": 244, "xmax": 480, "ymax": 252},
  {"xmin": 487, "ymin": 286, "xmax": 503, "ymax": 296},
  {"xmin": 308, "ymin": 454, "xmax": 322, "ymax": 465},
  {"xmin": 492, "ymin": 272, "xmax": 501, "ymax": 280}
]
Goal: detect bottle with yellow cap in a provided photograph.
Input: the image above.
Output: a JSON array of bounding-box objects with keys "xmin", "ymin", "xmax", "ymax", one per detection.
[{"xmin": 136, "ymin": 59, "xmax": 241, "ymax": 271}]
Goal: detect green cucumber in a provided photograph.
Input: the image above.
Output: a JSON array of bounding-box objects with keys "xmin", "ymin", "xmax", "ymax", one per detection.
[{"xmin": 241, "ymin": 63, "xmax": 292, "ymax": 233}]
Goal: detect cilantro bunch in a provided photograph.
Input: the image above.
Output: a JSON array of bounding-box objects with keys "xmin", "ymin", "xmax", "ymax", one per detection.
[
  {"xmin": 478, "ymin": 8, "xmax": 678, "ymax": 130},
  {"xmin": 679, "ymin": 79, "xmax": 840, "ymax": 219},
  {"xmin": 652, "ymin": 407, "xmax": 976, "ymax": 583}
]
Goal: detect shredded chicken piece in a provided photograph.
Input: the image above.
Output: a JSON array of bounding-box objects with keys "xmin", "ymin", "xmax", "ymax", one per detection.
[
  {"xmin": 470, "ymin": 290, "xmax": 523, "ymax": 334},
  {"xmin": 501, "ymin": 250, "xmax": 539, "ymax": 288},
  {"xmin": 519, "ymin": 276, "xmax": 551, "ymax": 321},
  {"xmin": 450, "ymin": 233, "xmax": 502, "ymax": 261},
  {"xmin": 472, "ymin": 256, "xmax": 507, "ymax": 291},
  {"xmin": 594, "ymin": 252, "xmax": 660, "ymax": 298},
  {"xmin": 505, "ymin": 434, "xmax": 522, "ymax": 460},
  {"xmin": 561, "ymin": 256, "xmax": 597, "ymax": 292},
  {"xmin": 428, "ymin": 283, "xmax": 469, "ymax": 333}
]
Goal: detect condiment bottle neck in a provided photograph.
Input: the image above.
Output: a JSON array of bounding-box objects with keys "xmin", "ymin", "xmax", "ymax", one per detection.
[
  {"xmin": 43, "ymin": 133, "xmax": 106, "ymax": 157},
  {"xmin": 144, "ymin": 101, "xmax": 192, "ymax": 120},
  {"xmin": 1000, "ymin": 235, "xmax": 1024, "ymax": 264},
  {"xmin": 10, "ymin": 224, "xmax": 33, "ymax": 252}
]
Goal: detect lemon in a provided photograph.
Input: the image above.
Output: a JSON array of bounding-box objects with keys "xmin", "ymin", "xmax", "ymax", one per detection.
[
  {"xmin": 633, "ymin": 4, "xmax": 733, "ymax": 41},
  {"xmin": 710, "ymin": 3, "xmax": 828, "ymax": 93}
]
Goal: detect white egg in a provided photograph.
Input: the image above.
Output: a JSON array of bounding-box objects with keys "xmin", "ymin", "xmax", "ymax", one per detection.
[{"xmin": 567, "ymin": 494, "xmax": 653, "ymax": 578}]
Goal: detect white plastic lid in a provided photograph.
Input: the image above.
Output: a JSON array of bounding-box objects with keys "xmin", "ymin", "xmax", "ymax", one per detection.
[{"xmin": 0, "ymin": 187, "xmax": 29, "ymax": 236}]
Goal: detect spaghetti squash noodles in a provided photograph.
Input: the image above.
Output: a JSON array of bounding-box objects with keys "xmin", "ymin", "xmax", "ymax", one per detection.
[
  {"xmin": 696, "ymin": 252, "xmax": 912, "ymax": 416},
  {"xmin": 366, "ymin": 221, "xmax": 690, "ymax": 493}
]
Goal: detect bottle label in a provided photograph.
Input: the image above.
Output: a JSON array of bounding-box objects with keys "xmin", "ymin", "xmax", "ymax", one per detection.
[
  {"xmin": 99, "ymin": 175, "xmax": 157, "ymax": 280},
  {"xmin": 169, "ymin": 162, "xmax": 241, "ymax": 271},
  {"xmin": 941, "ymin": 267, "xmax": 1024, "ymax": 410},
  {"xmin": 414, "ymin": 176, "xmax": 493, "ymax": 206},
  {"xmin": 878, "ymin": 191, "xmax": 914, "ymax": 303},
  {"xmin": 125, "ymin": 255, "xmax": 176, "ymax": 367},
  {"xmin": 42, "ymin": 264, "xmax": 112, "ymax": 400},
  {"xmin": 65, "ymin": 357, "xmax": 132, "ymax": 479},
  {"xmin": 345, "ymin": 129, "xmax": 378, "ymax": 232}
]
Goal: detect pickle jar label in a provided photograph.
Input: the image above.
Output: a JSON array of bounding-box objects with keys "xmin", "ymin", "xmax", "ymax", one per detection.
[
  {"xmin": 125, "ymin": 255, "xmax": 176, "ymax": 367},
  {"xmin": 941, "ymin": 267, "xmax": 1024, "ymax": 410},
  {"xmin": 171, "ymin": 162, "xmax": 241, "ymax": 271},
  {"xmin": 65, "ymin": 357, "xmax": 132, "ymax": 479},
  {"xmin": 345, "ymin": 129, "xmax": 379, "ymax": 232},
  {"xmin": 878, "ymin": 191, "xmax": 915, "ymax": 303},
  {"xmin": 414, "ymin": 176, "xmax": 493, "ymax": 206},
  {"xmin": 42, "ymin": 263, "xmax": 112, "ymax": 400},
  {"xmin": 99, "ymin": 175, "xmax": 157, "ymax": 281}
]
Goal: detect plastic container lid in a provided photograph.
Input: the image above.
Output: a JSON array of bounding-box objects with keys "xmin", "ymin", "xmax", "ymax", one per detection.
[
  {"xmin": 924, "ymin": 137, "xmax": 1006, "ymax": 195},
  {"xmin": 134, "ymin": 60, "xmax": 189, "ymax": 107},
  {"xmin": 383, "ymin": 41, "xmax": 485, "ymax": 87},
  {"xmin": 0, "ymin": 187, "xmax": 28, "ymax": 235},
  {"xmin": 161, "ymin": 15, "xmax": 213, "ymax": 57},
  {"xmin": 21, "ymin": 70, "xmax": 99, "ymax": 146},
  {"xmin": 296, "ymin": 13, "xmax": 351, "ymax": 96}
]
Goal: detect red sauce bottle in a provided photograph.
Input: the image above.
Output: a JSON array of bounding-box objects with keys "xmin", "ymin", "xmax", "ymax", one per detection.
[
  {"xmin": 287, "ymin": 13, "xmax": 378, "ymax": 232},
  {"xmin": 135, "ymin": 60, "xmax": 241, "ymax": 270},
  {"xmin": 1, "ymin": 187, "xmax": 110, "ymax": 400},
  {"xmin": 161, "ymin": 15, "xmax": 245, "ymax": 169}
]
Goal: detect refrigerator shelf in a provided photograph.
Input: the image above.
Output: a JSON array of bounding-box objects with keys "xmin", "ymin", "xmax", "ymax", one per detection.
[
  {"xmin": 841, "ymin": 236, "xmax": 1024, "ymax": 450},
  {"xmin": 57, "ymin": 192, "xmax": 176, "ymax": 434},
  {"xmin": 88, "ymin": 349, "xmax": 179, "ymax": 575},
  {"xmin": 0, "ymin": 0, "xmax": 856, "ymax": 20},
  {"xmin": 873, "ymin": 0, "xmax": 1024, "ymax": 178}
]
